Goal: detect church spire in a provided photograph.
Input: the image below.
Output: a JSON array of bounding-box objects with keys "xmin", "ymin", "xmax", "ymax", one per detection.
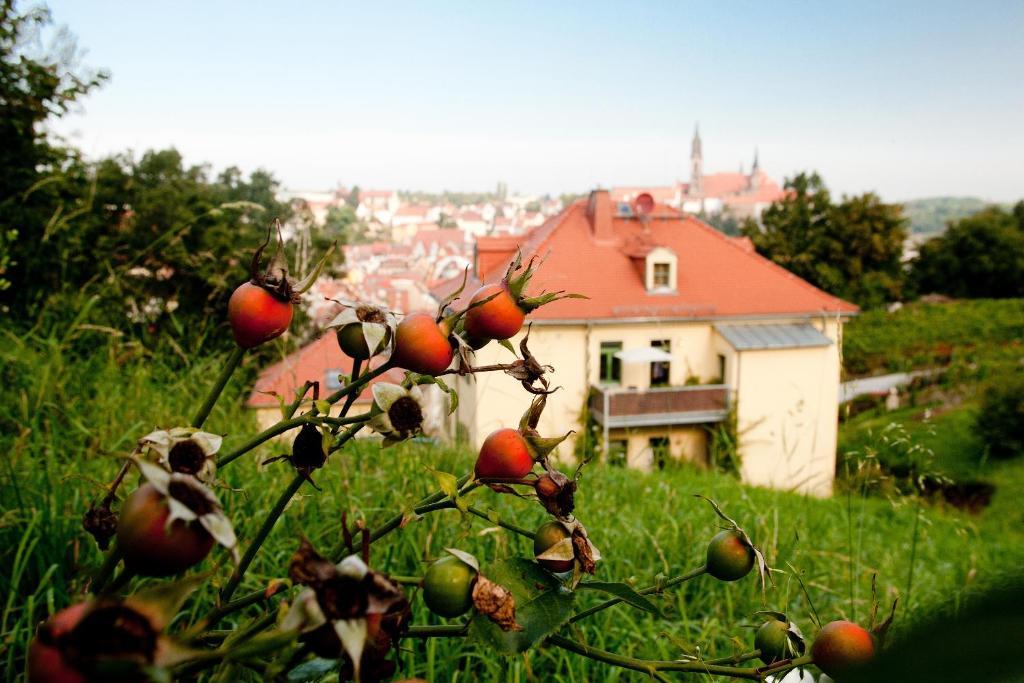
[
  {"xmin": 689, "ymin": 123, "xmax": 703, "ymax": 196},
  {"xmin": 749, "ymin": 147, "xmax": 761, "ymax": 191}
]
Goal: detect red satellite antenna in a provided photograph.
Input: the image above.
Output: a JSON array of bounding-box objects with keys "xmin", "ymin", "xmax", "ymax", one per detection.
[{"xmin": 633, "ymin": 192, "xmax": 655, "ymax": 217}]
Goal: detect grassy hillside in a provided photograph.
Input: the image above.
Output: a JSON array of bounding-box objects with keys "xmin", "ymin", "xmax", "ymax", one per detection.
[
  {"xmin": 842, "ymin": 298, "xmax": 1024, "ymax": 377},
  {"xmin": 3, "ymin": 330, "xmax": 1024, "ymax": 680},
  {"xmin": 901, "ymin": 197, "xmax": 993, "ymax": 234}
]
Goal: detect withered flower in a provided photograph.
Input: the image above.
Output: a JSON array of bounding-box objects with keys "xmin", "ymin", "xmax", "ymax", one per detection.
[
  {"xmin": 535, "ymin": 470, "xmax": 576, "ymax": 517},
  {"xmin": 140, "ymin": 427, "xmax": 223, "ymax": 484},
  {"xmin": 284, "ymin": 539, "xmax": 410, "ymax": 681},
  {"xmin": 28, "ymin": 579, "xmax": 200, "ymax": 682},
  {"xmin": 368, "ymin": 383, "xmax": 427, "ymax": 446},
  {"xmin": 534, "ymin": 518, "xmax": 602, "ymax": 578}
]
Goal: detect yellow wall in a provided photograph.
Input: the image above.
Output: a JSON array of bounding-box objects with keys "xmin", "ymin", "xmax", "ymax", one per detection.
[
  {"xmin": 724, "ymin": 318, "xmax": 841, "ymax": 497},
  {"xmin": 455, "ymin": 316, "xmax": 844, "ymax": 496}
]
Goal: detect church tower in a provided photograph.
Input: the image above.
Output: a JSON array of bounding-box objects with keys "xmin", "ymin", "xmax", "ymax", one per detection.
[
  {"xmin": 749, "ymin": 147, "xmax": 761, "ymax": 192},
  {"xmin": 689, "ymin": 124, "xmax": 703, "ymax": 196}
]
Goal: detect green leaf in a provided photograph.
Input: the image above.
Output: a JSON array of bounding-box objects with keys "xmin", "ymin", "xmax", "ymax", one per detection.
[
  {"xmin": 468, "ymin": 558, "xmax": 575, "ymax": 654},
  {"xmin": 577, "ymin": 581, "xmax": 661, "ymax": 616},
  {"xmin": 314, "ymin": 400, "xmax": 331, "ymax": 415},
  {"xmin": 497, "ymin": 338, "xmax": 516, "ymax": 354},
  {"xmin": 428, "ymin": 467, "xmax": 459, "ymax": 499},
  {"xmin": 287, "ymin": 657, "xmax": 338, "ymax": 682}
]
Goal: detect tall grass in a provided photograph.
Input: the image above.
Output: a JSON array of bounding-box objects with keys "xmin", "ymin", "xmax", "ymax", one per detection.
[{"xmin": 2, "ymin": 330, "xmax": 1023, "ymax": 681}]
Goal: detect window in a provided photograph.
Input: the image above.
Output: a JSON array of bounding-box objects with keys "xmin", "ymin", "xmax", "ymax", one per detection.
[
  {"xmin": 645, "ymin": 247, "xmax": 677, "ymax": 292},
  {"xmin": 649, "ymin": 437, "xmax": 670, "ymax": 470},
  {"xmin": 717, "ymin": 354, "xmax": 727, "ymax": 384},
  {"xmin": 599, "ymin": 341, "xmax": 622, "ymax": 384},
  {"xmin": 653, "ymin": 262, "xmax": 671, "ymax": 288},
  {"xmin": 607, "ymin": 440, "xmax": 627, "ymax": 467},
  {"xmin": 650, "ymin": 339, "xmax": 671, "ymax": 386}
]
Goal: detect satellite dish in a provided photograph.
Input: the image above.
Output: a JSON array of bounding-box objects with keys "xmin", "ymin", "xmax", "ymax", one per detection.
[{"xmin": 634, "ymin": 192, "xmax": 655, "ymax": 216}]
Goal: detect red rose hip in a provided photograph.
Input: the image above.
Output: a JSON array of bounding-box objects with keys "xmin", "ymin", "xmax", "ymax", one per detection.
[
  {"xmin": 116, "ymin": 483, "xmax": 215, "ymax": 576},
  {"xmin": 475, "ymin": 428, "xmax": 534, "ymax": 479},
  {"xmin": 390, "ymin": 312, "xmax": 454, "ymax": 375},
  {"xmin": 464, "ymin": 283, "xmax": 526, "ymax": 341},
  {"xmin": 811, "ymin": 620, "xmax": 875, "ymax": 678},
  {"xmin": 227, "ymin": 281, "xmax": 293, "ymax": 348}
]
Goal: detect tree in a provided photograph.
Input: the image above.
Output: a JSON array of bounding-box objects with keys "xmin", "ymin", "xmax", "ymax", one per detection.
[
  {"xmin": 910, "ymin": 203, "xmax": 1024, "ymax": 299},
  {"xmin": 742, "ymin": 172, "xmax": 907, "ymax": 308},
  {"xmin": 700, "ymin": 208, "xmax": 742, "ymax": 236},
  {"xmin": 0, "ymin": 2, "xmax": 107, "ymax": 311}
]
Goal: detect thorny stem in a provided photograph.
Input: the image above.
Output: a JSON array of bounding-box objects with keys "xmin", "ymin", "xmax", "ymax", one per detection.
[
  {"xmin": 324, "ymin": 359, "xmax": 394, "ymax": 404},
  {"xmin": 217, "ymin": 415, "xmax": 311, "ymax": 467},
  {"xmin": 546, "ymin": 635, "xmax": 813, "ymax": 680},
  {"xmin": 405, "ymin": 623, "xmax": 469, "ymax": 638},
  {"xmin": 221, "ymin": 472, "xmax": 306, "ymax": 603},
  {"xmin": 90, "ymin": 544, "xmax": 124, "ymax": 594},
  {"xmin": 338, "ymin": 356, "xmax": 363, "ymax": 417},
  {"xmin": 216, "ymin": 413, "xmax": 370, "ymax": 467},
  {"xmin": 194, "ymin": 584, "xmax": 289, "ymax": 633},
  {"xmin": 569, "ymin": 566, "xmax": 708, "ymax": 624},
  {"xmin": 192, "ymin": 346, "xmax": 244, "ymax": 428}
]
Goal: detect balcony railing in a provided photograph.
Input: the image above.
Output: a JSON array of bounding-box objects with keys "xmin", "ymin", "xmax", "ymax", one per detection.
[{"xmin": 589, "ymin": 384, "xmax": 730, "ymax": 428}]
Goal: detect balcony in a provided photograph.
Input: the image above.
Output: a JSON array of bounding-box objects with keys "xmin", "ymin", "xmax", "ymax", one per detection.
[{"xmin": 589, "ymin": 384, "xmax": 730, "ymax": 428}]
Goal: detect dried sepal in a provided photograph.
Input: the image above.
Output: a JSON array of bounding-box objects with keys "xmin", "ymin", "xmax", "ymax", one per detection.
[
  {"xmin": 472, "ymin": 574, "xmax": 522, "ymax": 632},
  {"xmin": 82, "ymin": 502, "xmax": 118, "ymax": 550},
  {"xmin": 696, "ymin": 494, "xmax": 774, "ymax": 593},
  {"xmin": 535, "ymin": 470, "xmax": 576, "ymax": 517}
]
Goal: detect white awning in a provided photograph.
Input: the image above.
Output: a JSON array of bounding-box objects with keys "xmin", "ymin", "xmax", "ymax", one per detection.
[{"xmin": 614, "ymin": 347, "xmax": 673, "ymax": 363}]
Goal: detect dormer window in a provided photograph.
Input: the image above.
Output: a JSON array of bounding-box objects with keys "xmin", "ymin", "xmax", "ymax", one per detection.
[
  {"xmin": 645, "ymin": 247, "xmax": 677, "ymax": 293},
  {"xmin": 653, "ymin": 263, "xmax": 671, "ymax": 288}
]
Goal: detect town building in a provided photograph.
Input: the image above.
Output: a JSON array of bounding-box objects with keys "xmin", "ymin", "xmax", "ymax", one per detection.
[{"xmin": 446, "ymin": 190, "xmax": 857, "ymax": 496}]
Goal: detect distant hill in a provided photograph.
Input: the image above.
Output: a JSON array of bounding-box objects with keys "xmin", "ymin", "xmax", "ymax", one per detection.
[{"xmin": 901, "ymin": 197, "xmax": 993, "ymax": 234}]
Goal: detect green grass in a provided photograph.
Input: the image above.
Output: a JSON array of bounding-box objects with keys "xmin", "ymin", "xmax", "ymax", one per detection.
[{"xmin": 3, "ymin": 331, "xmax": 1024, "ymax": 681}]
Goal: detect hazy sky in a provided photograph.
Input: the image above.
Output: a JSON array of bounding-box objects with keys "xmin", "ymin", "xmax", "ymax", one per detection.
[{"xmin": 45, "ymin": 1, "xmax": 1024, "ymax": 202}]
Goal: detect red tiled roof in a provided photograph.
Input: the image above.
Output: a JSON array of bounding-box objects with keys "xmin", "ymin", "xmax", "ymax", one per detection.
[
  {"xmin": 611, "ymin": 186, "xmax": 678, "ymax": 203},
  {"xmin": 247, "ymin": 334, "xmax": 405, "ymax": 408},
  {"xmin": 461, "ymin": 193, "xmax": 856, "ymax": 320},
  {"xmin": 414, "ymin": 228, "xmax": 465, "ymax": 246}
]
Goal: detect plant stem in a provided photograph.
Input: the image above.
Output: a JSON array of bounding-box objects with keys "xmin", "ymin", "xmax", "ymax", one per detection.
[
  {"xmin": 91, "ymin": 544, "xmax": 124, "ymax": 594},
  {"xmin": 338, "ymin": 357, "xmax": 363, "ymax": 418},
  {"xmin": 546, "ymin": 634, "xmax": 812, "ymax": 680},
  {"xmin": 404, "ymin": 623, "xmax": 469, "ymax": 638},
  {"xmin": 905, "ymin": 498, "xmax": 922, "ymax": 610},
  {"xmin": 217, "ymin": 415, "xmax": 311, "ymax": 467},
  {"xmin": 197, "ymin": 583, "xmax": 289, "ymax": 632},
  {"xmin": 221, "ymin": 472, "xmax": 306, "ymax": 602},
  {"xmin": 324, "ymin": 360, "xmax": 394, "ymax": 405},
  {"xmin": 569, "ymin": 566, "xmax": 707, "ymax": 624},
  {"xmin": 465, "ymin": 505, "xmax": 535, "ymax": 539},
  {"xmin": 192, "ymin": 346, "xmax": 244, "ymax": 428}
]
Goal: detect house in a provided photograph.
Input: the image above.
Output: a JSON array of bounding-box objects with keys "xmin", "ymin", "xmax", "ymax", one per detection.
[
  {"xmin": 246, "ymin": 334, "xmax": 407, "ymax": 431},
  {"xmin": 447, "ymin": 189, "xmax": 857, "ymax": 496},
  {"xmin": 356, "ymin": 190, "xmax": 400, "ymax": 224}
]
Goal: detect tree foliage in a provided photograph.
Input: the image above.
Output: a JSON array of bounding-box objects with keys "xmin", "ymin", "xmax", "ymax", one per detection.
[
  {"xmin": 910, "ymin": 203, "xmax": 1024, "ymax": 299},
  {"xmin": 0, "ymin": 5, "xmax": 306, "ymax": 352},
  {"xmin": 742, "ymin": 172, "xmax": 908, "ymax": 308},
  {"xmin": 975, "ymin": 372, "xmax": 1024, "ymax": 461}
]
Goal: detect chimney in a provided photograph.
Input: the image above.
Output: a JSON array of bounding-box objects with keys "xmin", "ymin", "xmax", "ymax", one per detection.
[{"xmin": 586, "ymin": 189, "xmax": 614, "ymax": 242}]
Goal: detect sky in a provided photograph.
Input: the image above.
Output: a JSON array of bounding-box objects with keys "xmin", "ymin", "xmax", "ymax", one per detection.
[{"xmin": 43, "ymin": 0, "xmax": 1024, "ymax": 202}]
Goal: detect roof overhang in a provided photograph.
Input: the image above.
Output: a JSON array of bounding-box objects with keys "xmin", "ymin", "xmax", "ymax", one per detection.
[{"xmin": 715, "ymin": 322, "xmax": 832, "ymax": 351}]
